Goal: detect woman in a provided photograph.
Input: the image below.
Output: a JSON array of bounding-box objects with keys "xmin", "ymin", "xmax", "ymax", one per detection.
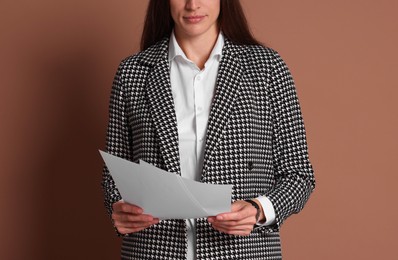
[{"xmin": 102, "ymin": 0, "xmax": 315, "ymax": 259}]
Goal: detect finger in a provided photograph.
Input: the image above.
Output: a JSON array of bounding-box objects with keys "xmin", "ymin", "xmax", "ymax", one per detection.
[
  {"xmin": 113, "ymin": 202, "xmax": 143, "ymax": 215},
  {"xmin": 207, "ymin": 216, "xmax": 216, "ymax": 223},
  {"xmin": 211, "ymin": 217, "xmax": 255, "ymax": 228},
  {"xmin": 114, "ymin": 216, "xmax": 159, "ymax": 227},
  {"xmin": 216, "ymin": 203, "xmax": 256, "ymax": 221},
  {"xmin": 211, "ymin": 224, "xmax": 253, "ymax": 236},
  {"xmin": 114, "ymin": 218, "xmax": 159, "ymax": 229},
  {"xmin": 211, "ymin": 218, "xmax": 255, "ymax": 228},
  {"xmin": 112, "ymin": 212, "xmax": 155, "ymax": 223},
  {"xmin": 117, "ymin": 225, "xmax": 151, "ymax": 234},
  {"xmin": 115, "ymin": 218, "xmax": 160, "ymax": 234},
  {"xmin": 216, "ymin": 209, "xmax": 255, "ymax": 221}
]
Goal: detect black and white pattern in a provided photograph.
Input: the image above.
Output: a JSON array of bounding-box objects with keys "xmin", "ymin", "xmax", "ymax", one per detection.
[{"xmin": 102, "ymin": 37, "xmax": 315, "ymax": 259}]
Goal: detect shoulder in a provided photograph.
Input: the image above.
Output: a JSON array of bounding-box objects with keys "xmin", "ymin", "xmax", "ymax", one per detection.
[
  {"xmin": 223, "ymin": 39, "xmax": 286, "ymax": 70},
  {"xmin": 240, "ymin": 44, "xmax": 287, "ymax": 70},
  {"xmin": 222, "ymin": 41, "xmax": 287, "ymax": 78},
  {"xmin": 118, "ymin": 38, "xmax": 169, "ymax": 70},
  {"xmin": 230, "ymin": 43, "xmax": 293, "ymax": 82},
  {"xmin": 225, "ymin": 41, "xmax": 296, "ymax": 92}
]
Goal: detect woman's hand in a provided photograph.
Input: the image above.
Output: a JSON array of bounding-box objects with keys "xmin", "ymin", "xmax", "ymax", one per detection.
[
  {"xmin": 207, "ymin": 200, "xmax": 264, "ymax": 236},
  {"xmin": 112, "ymin": 201, "xmax": 159, "ymax": 235}
]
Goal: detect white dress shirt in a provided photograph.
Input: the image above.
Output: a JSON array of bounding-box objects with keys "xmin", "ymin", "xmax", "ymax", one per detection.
[{"xmin": 169, "ymin": 31, "xmax": 276, "ymax": 260}]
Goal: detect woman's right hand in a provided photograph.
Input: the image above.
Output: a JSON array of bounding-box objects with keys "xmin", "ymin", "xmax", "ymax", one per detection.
[{"xmin": 112, "ymin": 201, "xmax": 159, "ymax": 235}]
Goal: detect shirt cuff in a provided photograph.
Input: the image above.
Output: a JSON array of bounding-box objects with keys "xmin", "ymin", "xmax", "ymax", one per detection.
[{"xmin": 255, "ymin": 196, "xmax": 276, "ymax": 226}]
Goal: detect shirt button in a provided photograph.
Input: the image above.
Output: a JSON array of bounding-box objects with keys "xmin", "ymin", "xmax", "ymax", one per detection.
[
  {"xmin": 197, "ymin": 106, "xmax": 203, "ymax": 111},
  {"xmin": 196, "ymin": 75, "xmax": 201, "ymax": 81}
]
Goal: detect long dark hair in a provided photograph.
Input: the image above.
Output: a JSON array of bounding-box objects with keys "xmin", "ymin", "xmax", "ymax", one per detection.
[{"xmin": 140, "ymin": 0, "xmax": 262, "ymax": 50}]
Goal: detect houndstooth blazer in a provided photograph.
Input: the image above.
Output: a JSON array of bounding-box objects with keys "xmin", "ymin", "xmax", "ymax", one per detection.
[{"xmin": 102, "ymin": 37, "xmax": 315, "ymax": 260}]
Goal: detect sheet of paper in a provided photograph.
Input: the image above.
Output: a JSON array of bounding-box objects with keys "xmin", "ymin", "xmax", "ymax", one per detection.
[{"xmin": 99, "ymin": 150, "xmax": 232, "ymax": 219}]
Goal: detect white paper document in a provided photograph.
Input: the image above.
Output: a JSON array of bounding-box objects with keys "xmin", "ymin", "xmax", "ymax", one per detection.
[{"xmin": 99, "ymin": 150, "xmax": 232, "ymax": 219}]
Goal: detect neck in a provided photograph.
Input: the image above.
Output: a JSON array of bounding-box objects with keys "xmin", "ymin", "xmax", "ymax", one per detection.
[{"xmin": 174, "ymin": 30, "xmax": 219, "ymax": 70}]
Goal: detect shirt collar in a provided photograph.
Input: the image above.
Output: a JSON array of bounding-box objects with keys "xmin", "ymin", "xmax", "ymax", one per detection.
[{"xmin": 168, "ymin": 31, "xmax": 224, "ymax": 63}]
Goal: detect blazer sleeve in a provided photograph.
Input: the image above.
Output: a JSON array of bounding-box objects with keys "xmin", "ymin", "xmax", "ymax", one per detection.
[
  {"xmin": 101, "ymin": 61, "xmax": 130, "ymax": 224},
  {"xmin": 265, "ymin": 50, "xmax": 316, "ymax": 230}
]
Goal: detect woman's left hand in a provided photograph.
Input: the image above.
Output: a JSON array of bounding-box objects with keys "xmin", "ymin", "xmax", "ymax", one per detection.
[{"xmin": 207, "ymin": 200, "xmax": 262, "ymax": 236}]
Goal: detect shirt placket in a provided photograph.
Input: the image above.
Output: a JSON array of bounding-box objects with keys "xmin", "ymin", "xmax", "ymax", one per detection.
[{"xmin": 194, "ymin": 71, "xmax": 210, "ymax": 182}]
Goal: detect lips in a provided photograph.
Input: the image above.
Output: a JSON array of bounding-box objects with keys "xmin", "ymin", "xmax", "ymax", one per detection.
[{"xmin": 183, "ymin": 15, "xmax": 206, "ymax": 24}]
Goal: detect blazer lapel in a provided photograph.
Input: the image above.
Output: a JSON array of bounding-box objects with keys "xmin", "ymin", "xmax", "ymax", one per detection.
[
  {"xmin": 202, "ymin": 40, "xmax": 245, "ymax": 174},
  {"xmin": 142, "ymin": 39, "xmax": 181, "ymax": 175}
]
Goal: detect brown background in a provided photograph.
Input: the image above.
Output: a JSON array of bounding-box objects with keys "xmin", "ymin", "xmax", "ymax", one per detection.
[{"xmin": 1, "ymin": 0, "xmax": 397, "ymax": 259}]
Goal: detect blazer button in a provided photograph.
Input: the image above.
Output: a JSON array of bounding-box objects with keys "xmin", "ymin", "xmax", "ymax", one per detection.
[{"xmin": 248, "ymin": 162, "xmax": 254, "ymax": 171}]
